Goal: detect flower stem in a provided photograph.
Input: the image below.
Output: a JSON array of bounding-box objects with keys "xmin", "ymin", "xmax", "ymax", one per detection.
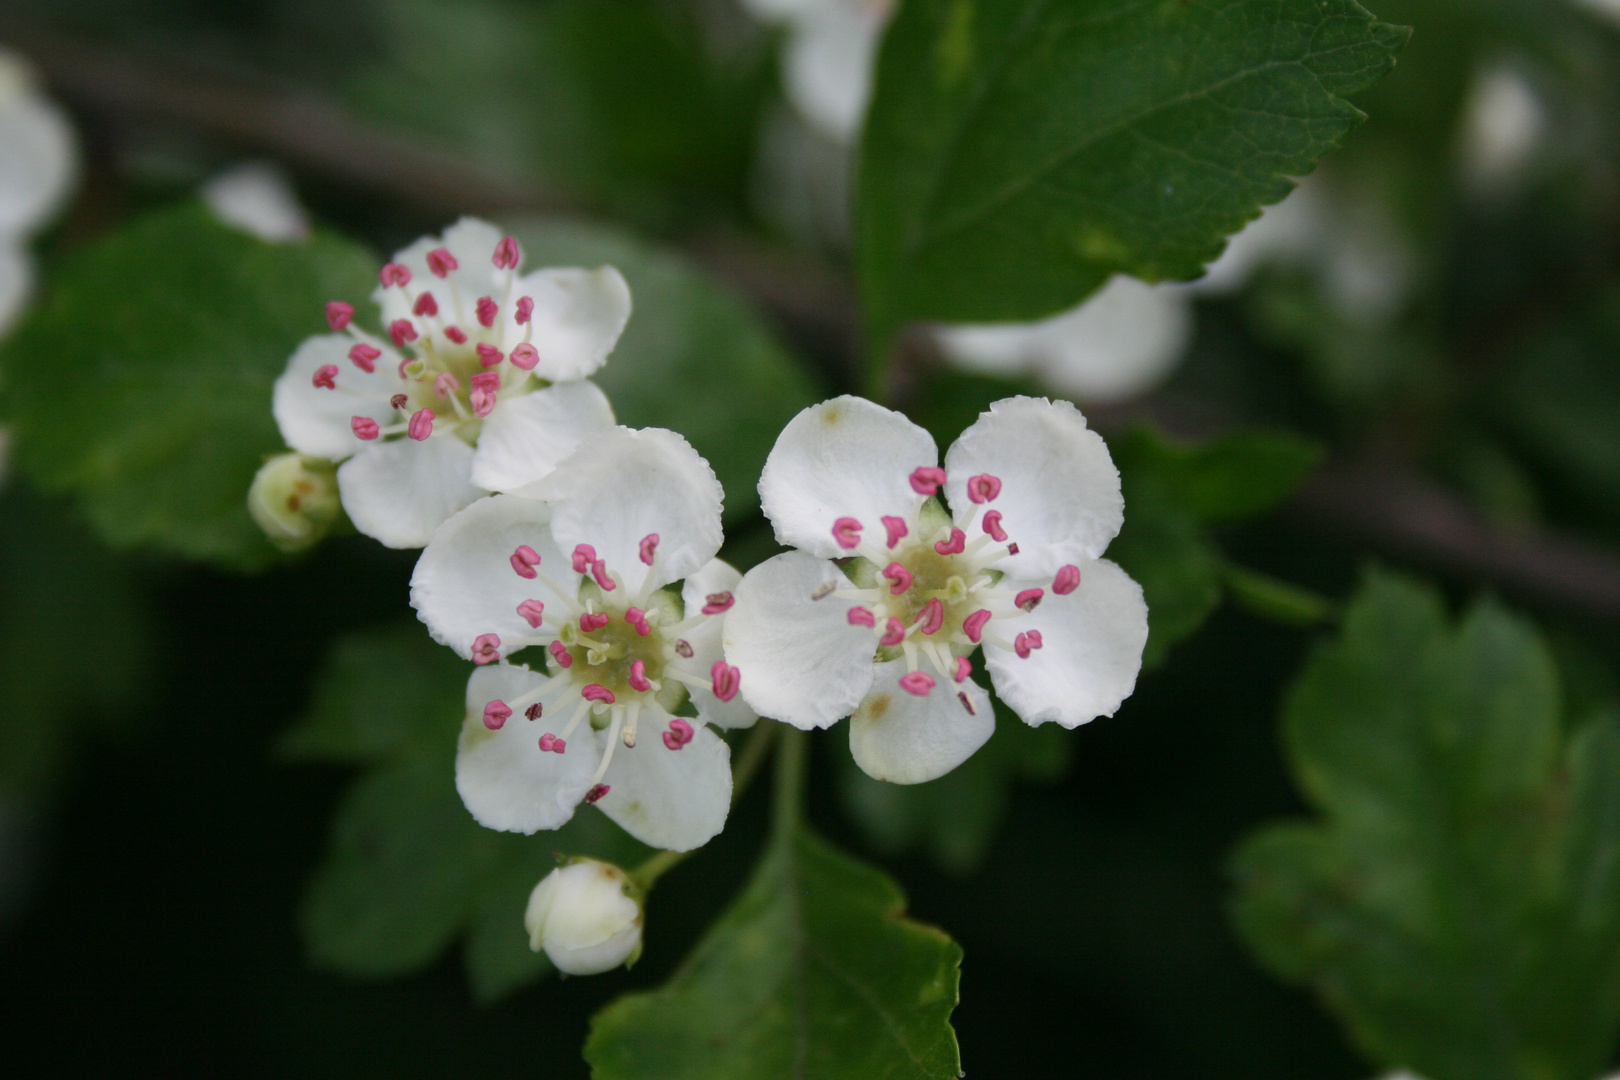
[
  {"xmin": 1222, "ymin": 563, "xmax": 1341, "ymax": 627},
  {"xmin": 772, "ymin": 724, "xmax": 808, "ymax": 846}
]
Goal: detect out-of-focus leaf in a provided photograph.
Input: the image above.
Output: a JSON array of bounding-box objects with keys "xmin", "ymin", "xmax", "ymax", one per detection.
[
  {"xmin": 1114, "ymin": 426, "xmax": 1322, "ymax": 526},
  {"xmin": 858, "ymin": 0, "xmax": 1409, "ymax": 354},
  {"xmin": 1230, "ymin": 568, "xmax": 1620, "ymax": 1080},
  {"xmin": 292, "ymin": 624, "xmax": 649, "ymax": 1000},
  {"xmin": 0, "ymin": 203, "xmax": 377, "ymax": 571},
  {"xmin": 586, "ymin": 826, "xmax": 962, "ymax": 1079},
  {"xmin": 509, "ymin": 218, "xmax": 820, "ymax": 522}
]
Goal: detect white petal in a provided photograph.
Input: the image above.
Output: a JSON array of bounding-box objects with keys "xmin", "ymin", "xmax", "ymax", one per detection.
[
  {"xmin": 596, "ymin": 721, "xmax": 731, "ymax": 851},
  {"xmin": 201, "ymin": 161, "xmax": 310, "ymax": 243},
  {"xmin": 504, "ymin": 266, "xmax": 632, "ymax": 382},
  {"xmin": 722, "ymin": 551, "xmax": 875, "ymax": 729},
  {"xmin": 0, "ymin": 85, "xmax": 77, "ymax": 237},
  {"xmin": 1027, "ymin": 279, "xmax": 1191, "ymax": 405},
  {"xmin": 680, "ymin": 559, "xmax": 756, "ymax": 729},
  {"xmin": 985, "ymin": 559, "xmax": 1148, "ymax": 729},
  {"xmin": 469, "ymin": 379, "xmax": 616, "ymax": 493},
  {"xmin": 272, "ymin": 335, "xmax": 404, "ymax": 461},
  {"xmin": 410, "ymin": 493, "xmax": 575, "ymax": 660},
  {"xmin": 932, "ymin": 321, "xmax": 1039, "ymax": 378},
  {"xmin": 759, "ymin": 396, "xmax": 938, "ymax": 560},
  {"xmin": 337, "ymin": 435, "xmax": 485, "ymax": 549},
  {"xmin": 457, "ymin": 665, "xmax": 599, "ymax": 834},
  {"xmin": 781, "ymin": 2, "xmax": 882, "ymax": 143},
  {"xmin": 0, "ymin": 241, "xmax": 31, "ymax": 337},
  {"xmin": 537, "ymin": 426, "xmax": 723, "ymax": 588},
  {"xmin": 944, "ymin": 396, "xmax": 1123, "ymax": 577},
  {"xmin": 849, "ymin": 661, "xmax": 994, "ymax": 784},
  {"xmin": 373, "ymin": 217, "xmax": 507, "ymax": 324}
]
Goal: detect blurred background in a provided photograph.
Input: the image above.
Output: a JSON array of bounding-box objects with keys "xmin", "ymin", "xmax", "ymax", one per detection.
[{"xmin": 2, "ymin": 0, "xmax": 1620, "ymax": 1076}]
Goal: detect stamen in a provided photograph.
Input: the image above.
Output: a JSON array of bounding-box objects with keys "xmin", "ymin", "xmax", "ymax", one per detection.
[
  {"xmin": 389, "ymin": 319, "xmax": 418, "ymax": 347},
  {"xmin": 711, "ymin": 661, "xmax": 741, "ymax": 702},
  {"xmin": 963, "ymin": 609, "xmax": 993, "ymax": 643},
  {"xmin": 966, "ymin": 474, "xmax": 1002, "ymax": 503},
  {"xmin": 629, "ymin": 660, "xmax": 653, "ymax": 692},
  {"xmin": 408, "ymin": 409, "xmax": 435, "ymax": 441},
  {"xmin": 662, "ymin": 718, "xmax": 694, "ymax": 751},
  {"xmin": 848, "ymin": 606, "xmax": 876, "ymax": 628},
  {"xmin": 910, "ymin": 466, "xmax": 947, "ymax": 495},
  {"xmin": 434, "ymin": 372, "xmax": 461, "ymax": 398},
  {"xmin": 625, "ymin": 608, "xmax": 651, "ymax": 636},
  {"xmin": 444, "ymin": 326, "xmax": 467, "ymax": 344},
  {"xmin": 879, "ymin": 617, "xmax": 906, "ymax": 647},
  {"xmin": 899, "ymin": 671, "xmax": 936, "ymax": 696},
  {"xmin": 622, "ymin": 701, "xmax": 641, "ymax": 747},
  {"xmin": 590, "ymin": 560, "xmax": 616, "ymax": 592},
  {"xmin": 472, "ymin": 633, "xmax": 502, "ymax": 665},
  {"xmin": 571, "ymin": 545, "xmax": 597, "ymax": 574},
  {"xmin": 957, "ymin": 691, "xmax": 977, "ymax": 715},
  {"xmin": 379, "ymin": 262, "xmax": 412, "ymax": 287},
  {"xmin": 476, "ymin": 296, "xmax": 498, "ymax": 327},
  {"xmin": 580, "ymin": 612, "xmax": 610, "ymax": 633},
  {"xmin": 953, "ymin": 656, "xmax": 972, "ymax": 683},
  {"xmin": 469, "ymin": 371, "xmax": 499, "ymax": 417},
  {"xmin": 583, "ymin": 684, "xmax": 616, "ymax": 705},
  {"xmin": 510, "ymin": 544, "xmax": 541, "ymax": 578},
  {"xmin": 674, "ymin": 639, "xmax": 694, "ymax": 658},
  {"xmin": 509, "ymin": 343, "xmax": 539, "ymax": 370},
  {"xmin": 516, "ymin": 296, "xmax": 534, "ymax": 324},
  {"xmin": 538, "ymin": 732, "xmax": 559, "ymax": 752},
  {"xmin": 313, "ymin": 365, "xmax": 338, "ymax": 389},
  {"xmin": 702, "ymin": 592, "xmax": 735, "ymax": 615},
  {"xmin": 982, "ymin": 510, "xmax": 1007, "ymax": 542},
  {"xmin": 810, "ymin": 581, "xmax": 838, "ymax": 601},
  {"xmin": 881, "ymin": 516, "xmax": 909, "ymax": 548},
  {"xmin": 351, "ymin": 416, "xmax": 379, "ymax": 440},
  {"xmin": 638, "ymin": 534, "xmax": 660, "ymax": 565},
  {"xmin": 347, "ymin": 343, "xmax": 380, "ymax": 372},
  {"xmin": 390, "ymin": 393, "xmax": 408, "ymax": 410},
  {"xmin": 475, "ymin": 343, "xmax": 504, "ymax": 368},
  {"xmin": 1052, "ymin": 564, "xmax": 1081, "ymax": 595},
  {"xmin": 584, "ymin": 783, "xmax": 610, "ymax": 804},
  {"xmin": 517, "ymin": 599, "xmax": 546, "ymax": 627},
  {"xmin": 325, "ymin": 301, "xmax": 354, "ymax": 331},
  {"xmin": 483, "ymin": 700, "xmax": 511, "ymax": 729},
  {"xmin": 915, "ymin": 597, "xmax": 944, "ymax": 635},
  {"xmin": 413, "ymin": 292, "xmax": 439, "ymax": 318},
  {"xmin": 882, "ymin": 562, "xmax": 913, "ymax": 595},
  {"xmin": 426, "ymin": 247, "xmax": 458, "ymax": 277},
  {"xmin": 934, "ymin": 528, "xmax": 967, "ymax": 556},
  {"xmin": 832, "ymin": 517, "xmax": 864, "ymax": 550},
  {"xmin": 493, "ymin": 235, "xmax": 521, "ymax": 270},
  {"xmin": 524, "ymin": 702, "xmax": 545, "ymax": 722},
  {"xmin": 549, "ymin": 640, "xmax": 573, "ymax": 668},
  {"xmin": 1016, "ymin": 587, "xmax": 1044, "ymax": 612},
  {"xmin": 1008, "ymin": 543, "xmax": 1020, "ymax": 555},
  {"xmin": 1014, "ymin": 630, "xmax": 1044, "ymax": 659}
]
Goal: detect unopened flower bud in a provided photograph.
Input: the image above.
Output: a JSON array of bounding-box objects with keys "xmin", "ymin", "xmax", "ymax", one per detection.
[
  {"xmin": 524, "ymin": 858, "xmax": 643, "ymax": 975},
  {"xmin": 247, "ymin": 452, "xmax": 342, "ymax": 552}
]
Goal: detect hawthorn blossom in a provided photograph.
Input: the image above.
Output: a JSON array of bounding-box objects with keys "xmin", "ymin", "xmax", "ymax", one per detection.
[
  {"xmin": 724, "ymin": 395, "xmax": 1147, "ymax": 784},
  {"xmin": 411, "ymin": 425, "xmax": 754, "ymax": 852},
  {"xmin": 271, "ymin": 217, "xmax": 630, "ymax": 548},
  {"xmin": 525, "ymin": 858, "xmax": 643, "ymax": 975}
]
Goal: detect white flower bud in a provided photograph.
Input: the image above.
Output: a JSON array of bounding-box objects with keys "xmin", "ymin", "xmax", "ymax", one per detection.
[
  {"xmin": 247, "ymin": 452, "xmax": 341, "ymax": 552},
  {"xmin": 524, "ymin": 859, "xmax": 643, "ymax": 976}
]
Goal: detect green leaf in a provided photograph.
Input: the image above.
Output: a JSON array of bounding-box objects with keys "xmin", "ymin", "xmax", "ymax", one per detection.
[
  {"xmin": 507, "ymin": 218, "xmax": 820, "ymax": 523},
  {"xmin": 1113, "ymin": 425, "xmax": 1322, "ymax": 526},
  {"xmin": 858, "ymin": 0, "xmax": 1409, "ymax": 352},
  {"xmin": 1230, "ymin": 568, "xmax": 1620, "ymax": 1080},
  {"xmin": 586, "ymin": 827, "xmax": 963, "ymax": 1079},
  {"xmin": 0, "ymin": 203, "xmax": 377, "ymax": 571}
]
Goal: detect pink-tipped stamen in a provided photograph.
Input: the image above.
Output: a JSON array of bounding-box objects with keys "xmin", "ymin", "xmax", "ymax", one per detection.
[
  {"xmin": 408, "ymin": 408, "xmax": 435, "ymax": 441},
  {"xmin": 571, "ymin": 544, "xmax": 597, "ymax": 574},
  {"xmin": 662, "ymin": 718, "xmax": 694, "ymax": 751},
  {"xmin": 509, "ymin": 343, "xmax": 539, "ymax": 370},
  {"xmin": 629, "ymin": 659, "xmax": 653, "ymax": 692},
  {"xmin": 471, "ymin": 633, "xmax": 502, "ymax": 665},
  {"xmin": 584, "ymin": 783, "xmax": 610, "ymax": 804},
  {"xmin": 475, "ymin": 296, "xmax": 498, "ymax": 327},
  {"xmin": 1007, "ymin": 543, "xmax": 1020, "ymax": 555},
  {"xmin": 958, "ymin": 691, "xmax": 977, "ymax": 715},
  {"xmin": 880, "ymin": 515, "xmax": 909, "ymax": 548},
  {"xmin": 590, "ymin": 559, "xmax": 616, "ymax": 592},
  {"xmin": 379, "ymin": 262, "xmax": 412, "ymax": 287},
  {"xmin": 582, "ymin": 684, "xmax": 616, "ymax": 705},
  {"xmin": 702, "ymin": 592, "xmax": 735, "ymax": 615},
  {"xmin": 444, "ymin": 326, "xmax": 467, "ymax": 344},
  {"xmin": 433, "ymin": 372, "xmax": 461, "ymax": 399},
  {"xmin": 549, "ymin": 640, "xmax": 573, "ymax": 668},
  {"xmin": 483, "ymin": 700, "xmax": 511, "ymax": 729},
  {"xmin": 539, "ymin": 732, "xmax": 557, "ymax": 751},
  {"xmin": 625, "ymin": 607, "xmax": 651, "ymax": 636},
  {"xmin": 910, "ymin": 466, "xmax": 947, "ymax": 495},
  {"xmin": 325, "ymin": 301, "xmax": 354, "ymax": 331},
  {"xmin": 934, "ymin": 527, "xmax": 967, "ymax": 556},
  {"xmin": 966, "ymin": 474, "xmax": 1002, "ymax": 503},
  {"xmin": 916, "ymin": 597, "xmax": 944, "ymax": 635},
  {"xmin": 953, "ymin": 656, "xmax": 972, "ymax": 683},
  {"xmin": 848, "ymin": 606, "xmax": 876, "ymax": 628},
  {"xmin": 515, "ymin": 296, "xmax": 534, "ymax": 324},
  {"xmin": 1016, "ymin": 588, "xmax": 1044, "ymax": 612},
  {"xmin": 899, "ymin": 671, "xmax": 936, "ymax": 696},
  {"xmin": 963, "ymin": 608, "xmax": 993, "ymax": 643},
  {"xmin": 882, "ymin": 562, "xmax": 913, "ymax": 596},
  {"xmin": 711, "ymin": 662, "xmax": 741, "ymax": 702},
  {"xmin": 579, "ymin": 612, "xmax": 610, "ymax": 633},
  {"xmin": 389, "ymin": 319, "xmax": 418, "ymax": 348},
  {"xmin": 832, "ymin": 517, "xmax": 863, "ymax": 550},
  {"xmin": 638, "ymin": 534, "xmax": 660, "ymax": 565},
  {"xmin": 492, "ymin": 235, "xmax": 520, "ymax": 270},
  {"xmin": 426, "ymin": 247, "xmax": 458, "ymax": 277},
  {"xmin": 313, "ymin": 365, "xmax": 338, "ymax": 389},
  {"xmin": 674, "ymin": 639, "xmax": 694, "ymax": 658},
  {"xmin": 879, "ymin": 617, "xmax": 906, "ymax": 647},
  {"xmin": 469, "ymin": 371, "xmax": 500, "ymax": 418},
  {"xmin": 413, "ymin": 292, "xmax": 439, "ymax": 318},
  {"xmin": 350, "ymin": 416, "xmax": 379, "ymax": 440},
  {"xmin": 982, "ymin": 510, "xmax": 1007, "ymax": 542},
  {"xmin": 1052, "ymin": 564, "xmax": 1081, "ymax": 595},
  {"xmin": 510, "ymin": 544, "xmax": 541, "ymax": 578},
  {"xmin": 390, "ymin": 393, "xmax": 408, "ymax": 410},
  {"xmin": 1014, "ymin": 630, "xmax": 1044, "ymax": 659},
  {"xmin": 517, "ymin": 599, "xmax": 546, "ymax": 627},
  {"xmin": 475, "ymin": 343, "xmax": 504, "ymax": 368},
  {"xmin": 348, "ymin": 343, "xmax": 380, "ymax": 372},
  {"xmin": 526, "ymin": 702, "xmax": 544, "ymax": 721}
]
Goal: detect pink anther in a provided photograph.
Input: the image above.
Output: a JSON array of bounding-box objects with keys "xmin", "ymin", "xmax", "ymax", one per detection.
[
  {"xmin": 582, "ymin": 684, "xmax": 616, "ymax": 705},
  {"xmin": 881, "ymin": 515, "xmax": 909, "ymax": 548},
  {"xmin": 470, "ymin": 371, "xmax": 500, "ymax": 418},
  {"xmin": 879, "ymin": 617, "xmax": 906, "ymax": 647},
  {"xmin": 590, "ymin": 559, "xmax": 615, "ymax": 591},
  {"xmin": 509, "ymin": 343, "xmax": 539, "ymax": 370},
  {"xmin": 408, "ymin": 408, "xmax": 435, "ymax": 441},
  {"xmin": 348, "ymin": 343, "xmax": 380, "ymax": 372},
  {"xmin": 848, "ymin": 606, "xmax": 876, "ymax": 628},
  {"xmin": 625, "ymin": 607, "xmax": 651, "ymax": 636},
  {"xmin": 637, "ymin": 534, "xmax": 659, "ymax": 565},
  {"xmin": 549, "ymin": 640, "xmax": 573, "ymax": 668},
  {"xmin": 1015, "ymin": 588, "xmax": 1044, "ymax": 612},
  {"xmin": 571, "ymin": 544, "xmax": 597, "ymax": 574},
  {"xmin": 351, "ymin": 416, "xmax": 379, "ymax": 440},
  {"xmin": 433, "ymin": 372, "xmax": 461, "ymax": 398},
  {"xmin": 474, "ymin": 296, "xmax": 498, "ymax": 327},
  {"xmin": 526, "ymin": 702, "xmax": 544, "ymax": 721},
  {"xmin": 711, "ymin": 662, "xmax": 741, "ymax": 702},
  {"xmin": 957, "ymin": 691, "xmax": 977, "ymax": 715},
  {"xmin": 472, "ymin": 633, "xmax": 502, "ymax": 665},
  {"xmin": 426, "ymin": 247, "xmax": 458, "ymax": 277},
  {"xmin": 674, "ymin": 639, "xmax": 694, "ymax": 658},
  {"xmin": 982, "ymin": 510, "xmax": 1007, "ymax": 542},
  {"xmin": 1014, "ymin": 630, "xmax": 1044, "ymax": 659},
  {"xmin": 934, "ymin": 527, "xmax": 967, "ymax": 556},
  {"xmin": 379, "ymin": 262, "xmax": 412, "ymax": 287},
  {"xmin": 662, "ymin": 718, "xmax": 694, "ymax": 751},
  {"xmin": 963, "ymin": 608, "xmax": 993, "ymax": 643},
  {"xmin": 966, "ymin": 473, "xmax": 1002, "ymax": 504},
  {"xmin": 702, "ymin": 592, "xmax": 734, "ymax": 615},
  {"xmin": 389, "ymin": 319, "xmax": 417, "ymax": 347},
  {"xmin": 444, "ymin": 326, "xmax": 467, "ymax": 344},
  {"xmin": 539, "ymin": 732, "xmax": 557, "ymax": 751},
  {"xmin": 390, "ymin": 393, "xmax": 408, "ymax": 411},
  {"xmin": 953, "ymin": 656, "xmax": 972, "ymax": 683},
  {"xmin": 1007, "ymin": 543, "xmax": 1020, "ymax": 555},
  {"xmin": 579, "ymin": 612, "xmax": 609, "ymax": 633},
  {"xmin": 916, "ymin": 597, "xmax": 944, "ymax": 636},
  {"xmin": 832, "ymin": 517, "xmax": 863, "ymax": 550},
  {"xmin": 909, "ymin": 466, "xmax": 947, "ymax": 495},
  {"xmin": 517, "ymin": 599, "xmax": 546, "ymax": 627},
  {"xmin": 515, "ymin": 296, "xmax": 534, "ymax": 324},
  {"xmin": 312, "ymin": 364, "xmax": 338, "ymax": 389},
  {"xmin": 510, "ymin": 544, "xmax": 541, "ymax": 578},
  {"xmin": 1052, "ymin": 564, "xmax": 1081, "ymax": 595},
  {"xmin": 483, "ymin": 700, "xmax": 511, "ymax": 729},
  {"xmin": 325, "ymin": 301, "xmax": 354, "ymax": 331},
  {"xmin": 492, "ymin": 235, "xmax": 520, "ymax": 270},
  {"xmin": 475, "ymin": 343, "xmax": 504, "ymax": 368},
  {"xmin": 584, "ymin": 783, "xmax": 610, "ymax": 804},
  {"xmin": 882, "ymin": 562, "xmax": 913, "ymax": 595},
  {"xmin": 899, "ymin": 671, "xmax": 935, "ymax": 696},
  {"xmin": 413, "ymin": 292, "xmax": 438, "ymax": 318},
  {"xmin": 629, "ymin": 659, "xmax": 653, "ymax": 692}
]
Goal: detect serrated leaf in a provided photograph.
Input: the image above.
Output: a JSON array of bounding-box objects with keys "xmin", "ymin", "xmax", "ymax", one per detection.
[
  {"xmin": 506, "ymin": 218, "xmax": 820, "ymax": 523},
  {"xmin": 858, "ymin": 0, "xmax": 1409, "ymax": 351},
  {"xmin": 1230, "ymin": 568, "xmax": 1620, "ymax": 1080},
  {"xmin": 586, "ymin": 828, "xmax": 962, "ymax": 1080},
  {"xmin": 0, "ymin": 203, "xmax": 378, "ymax": 570}
]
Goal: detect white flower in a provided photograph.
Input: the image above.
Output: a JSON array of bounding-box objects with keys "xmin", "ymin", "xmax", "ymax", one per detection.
[
  {"xmin": 742, "ymin": 0, "xmax": 894, "ymax": 144},
  {"xmin": 271, "ymin": 217, "xmax": 630, "ymax": 548},
  {"xmin": 0, "ymin": 47, "xmax": 78, "ymax": 337},
  {"xmin": 411, "ymin": 425, "xmax": 754, "ymax": 852},
  {"xmin": 724, "ymin": 395, "xmax": 1148, "ymax": 784},
  {"xmin": 202, "ymin": 161, "xmax": 311, "ymax": 243},
  {"xmin": 525, "ymin": 858, "xmax": 644, "ymax": 975}
]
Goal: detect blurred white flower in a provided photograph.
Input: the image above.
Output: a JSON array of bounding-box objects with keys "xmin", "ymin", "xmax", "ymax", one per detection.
[
  {"xmin": 202, "ymin": 161, "xmax": 311, "ymax": 242},
  {"xmin": 525, "ymin": 859, "xmax": 643, "ymax": 975},
  {"xmin": 741, "ymin": 0, "xmax": 894, "ymax": 143},
  {"xmin": 1459, "ymin": 62, "xmax": 1548, "ymax": 200},
  {"xmin": 0, "ymin": 47, "xmax": 78, "ymax": 336}
]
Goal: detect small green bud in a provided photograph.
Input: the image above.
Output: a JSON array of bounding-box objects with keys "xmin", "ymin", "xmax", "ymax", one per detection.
[{"xmin": 247, "ymin": 452, "xmax": 342, "ymax": 552}]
